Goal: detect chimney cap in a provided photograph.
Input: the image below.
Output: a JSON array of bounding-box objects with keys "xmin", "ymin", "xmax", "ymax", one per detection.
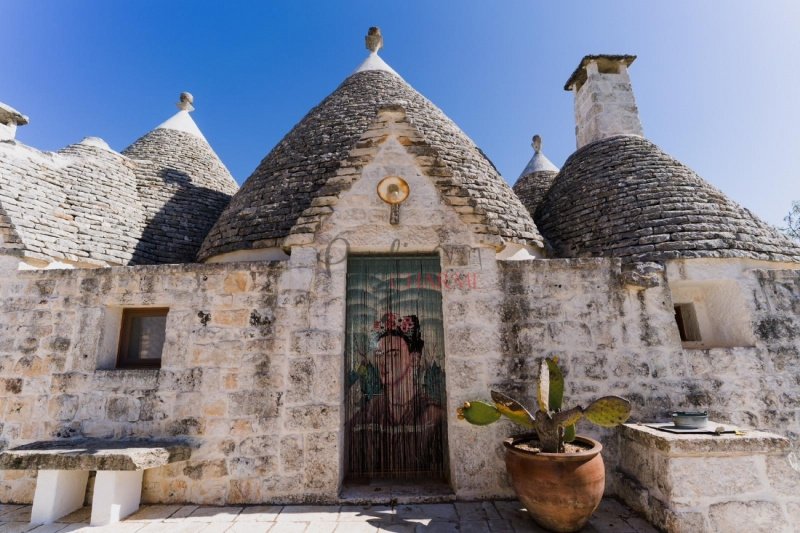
[
  {"xmin": 564, "ymin": 54, "xmax": 636, "ymax": 91},
  {"xmin": 0, "ymin": 102, "xmax": 29, "ymax": 127}
]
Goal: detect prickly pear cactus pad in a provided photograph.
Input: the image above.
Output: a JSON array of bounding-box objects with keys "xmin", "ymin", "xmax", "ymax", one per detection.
[
  {"xmin": 545, "ymin": 357, "xmax": 564, "ymax": 411},
  {"xmin": 584, "ymin": 396, "xmax": 632, "ymax": 427},
  {"xmin": 457, "ymin": 401, "xmax": 500, "ymax": 425},
  {"xmin": 537, "ymin": 359, "xmax": 550, "ymax": 413},
  {"xmin": 457, "ymin": 357, "xmax": 633, "ymax": 454},
  {"xmin": 491, "ymin": 390, "xmax": 536, "ymax": 428}
]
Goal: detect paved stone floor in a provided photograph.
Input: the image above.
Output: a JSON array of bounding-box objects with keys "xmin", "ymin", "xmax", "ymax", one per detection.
[{"xmin": 0, "ymin": 499, "xmax": 657, "ymax": 532}]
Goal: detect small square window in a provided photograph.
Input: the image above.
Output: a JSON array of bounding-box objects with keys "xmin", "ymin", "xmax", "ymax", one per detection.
[
  {"xmin": 674, "ymin": 303, "xmax": 701, "ymax": 343},
  {"xmin": 117, "ymin": 308, "xmax": 168, "ymax": 368}
]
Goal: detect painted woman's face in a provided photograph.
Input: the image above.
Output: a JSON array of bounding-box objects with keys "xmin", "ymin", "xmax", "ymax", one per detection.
[{"xmin": 375, "ymin": 335, "xmax": 414, "ymax": 386}]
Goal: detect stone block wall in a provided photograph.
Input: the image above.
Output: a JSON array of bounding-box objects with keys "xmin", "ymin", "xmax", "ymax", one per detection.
[
  {"xmin": 0, "ymin": 261, "xmax": 344, "ymax": 505},
  {"xmin": 495, "ymin": 259, "xmax": 800, "ymax": 494},
  {"xmin": 665, "ymin": 262, "xmax": 800, "ymax": 440},
  {"xmin": 749, "ymin": 269, "xmax": 800, "ymax": 440},
  {"xmin": 0, "ymin": 254, "xmax": 798, "ymax": 506},
  {"xmin": 300, "ymin": 107, "xmax": 519, "ymax": 499}
]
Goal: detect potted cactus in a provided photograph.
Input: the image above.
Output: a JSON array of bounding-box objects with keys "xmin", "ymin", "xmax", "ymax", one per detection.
[{"xmin": 456, "ymin": 357, "xmax": 631, "ymax": 533}]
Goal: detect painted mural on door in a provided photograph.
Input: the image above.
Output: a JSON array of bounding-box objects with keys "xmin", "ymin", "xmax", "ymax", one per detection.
[{"xmin": 345, "ymin": 256, "xmax": 447, "ymax": 481}]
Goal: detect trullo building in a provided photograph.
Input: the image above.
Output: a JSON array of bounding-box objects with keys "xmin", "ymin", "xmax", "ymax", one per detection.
[{"xmin": 1, "ymin": 28, "xmax": 799, "ymax": 529}]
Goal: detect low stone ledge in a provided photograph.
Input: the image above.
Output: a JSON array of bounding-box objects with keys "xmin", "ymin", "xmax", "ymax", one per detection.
[
  {"xmin": 0, "ymin": 438, "xmax": 192, "ymax": 471},
  {"xmin": 619, "ymin": 423, "xmax": 790, "ymax": 456},
  {"xmin": 616, "ymin": 423, "xmax": 799, "ymax": 533},
  {"xmin": 92, "ymin": 369, "xmax": 160, "ymax": 391}
]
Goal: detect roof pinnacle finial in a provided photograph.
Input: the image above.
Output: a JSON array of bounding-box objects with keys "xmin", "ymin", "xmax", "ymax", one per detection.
[
  {"xmin": 176, "ymin": 92, "xmax": 195, "ymax": 112},
  {"xmin": 532, "ymin": 134, "xmax": 542, "ymax": 153},
  {"xmin": 518, "ymin": 133, "xmax": 559, "ymax": 177},
  {"xmin": 366, "ymin": 27, "xmax": 383, "ymax": 53}
]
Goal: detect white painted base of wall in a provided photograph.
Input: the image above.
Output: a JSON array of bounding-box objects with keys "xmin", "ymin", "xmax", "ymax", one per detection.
[
  {"xmin": 90, "ymin": 470, "xmax": 144, "ymax": 526},
  {"xmin": 30, "ymin": 470, "xmax": 89, "ymax": 525}
]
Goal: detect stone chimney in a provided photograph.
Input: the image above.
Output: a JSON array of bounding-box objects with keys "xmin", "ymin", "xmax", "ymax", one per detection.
[
  {"xmin": 564, "ymin": 55, "xmax": 642, "ymax": 149},
  {"xmin": 0, "ymin": 102, "xmax": 29, "ymax": 141}
]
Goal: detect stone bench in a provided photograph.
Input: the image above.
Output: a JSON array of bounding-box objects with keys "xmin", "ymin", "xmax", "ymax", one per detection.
[{"xmin": 0, "ymin": 438, "xmax": 191, "ymax": 526}]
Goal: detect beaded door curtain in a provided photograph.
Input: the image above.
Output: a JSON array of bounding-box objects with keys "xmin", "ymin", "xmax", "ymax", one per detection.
[{"xmin": 344, "ymin": 256, "xmax": 447, "ymax": 481}]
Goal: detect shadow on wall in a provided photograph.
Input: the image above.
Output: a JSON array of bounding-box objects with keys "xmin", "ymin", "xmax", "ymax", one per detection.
[
  {"xmin": 0, "ymin": 201, "xmax": 24, "ymax": 253},
  {"xmin": 130, "ymin": 168, "xmax": 232, "ymax": 266}
]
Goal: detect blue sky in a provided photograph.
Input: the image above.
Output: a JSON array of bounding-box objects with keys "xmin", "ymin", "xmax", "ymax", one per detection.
[{"xmin": 2, "ymin": 1, "xmax": 798, "ymax": 227}]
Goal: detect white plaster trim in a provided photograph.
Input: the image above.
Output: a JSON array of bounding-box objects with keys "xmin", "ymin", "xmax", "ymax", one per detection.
[
  {"xmin": 0, "ymin": 122, "xmax": 17, "ymax": 141},
  {"xmin": 204, "ymin": 247, "xmax": 290, "ymax": 263},
  {"xmin": 353, "ymin": 52, "xmax": 402, "ymax": 78},
  {"xmin": 519, "ymin": 151, "xmax": 559, "ymax": 177},
  {"xmin": 0, "ymin": 140, "xmax": 72, "ymax": 169},
  {"xmin": 0, "ymin": 101, "xmax": 28, "ymax": 140},
  {"xmin": 0, "ymin": 101, "xmax": 28, "ymax": 126},
  {"xmin": 496, "ymin": 242, "xmax": 543, "ymax": 260},
  {"xmin": 77, "ymin": 136, "xmax": 115, "ymax": 151},
  {"xmin": 670, "ymin": 279, "xmax": 756, "ymax": 348},
  {"xmin": 665, "ymin": 257, "xmax": 800, "ymax": 282},
  {"xmin": 18, "ymin": 257, "xmax": 112, "ymax": 270},
  {"xmin": 155, "ymin": 110, "xmax": 208, "ymax": 142},
  {"xmin": 98, "ymin": 307, "xmax": 123, "ymax": 370}
]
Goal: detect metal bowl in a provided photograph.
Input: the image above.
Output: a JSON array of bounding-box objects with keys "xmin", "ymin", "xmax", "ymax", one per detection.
[{"xmin": 672, "ymin": 411, "xmax": 708, "ymax": 429}]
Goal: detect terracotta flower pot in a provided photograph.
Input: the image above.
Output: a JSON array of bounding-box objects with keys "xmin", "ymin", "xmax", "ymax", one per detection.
[{"xmin": 503, "ymin": 434, "xmax": 605, "ymax": 533}]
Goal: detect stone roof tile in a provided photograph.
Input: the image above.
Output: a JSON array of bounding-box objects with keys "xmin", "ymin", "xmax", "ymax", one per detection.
[
  {"xmin": 513, "ymin": 170, "xmax": 559, "ymax": 220},
  {"xmin": 536, "ymin": 135, "xmax": 800, "ymax": 263},
  {"xmin": 122, "ymin": 127, "xmax": 238, "ymax": 264},
  {"xmin": 199, "ymin": 70, "xmax": 541, "ymax": 260},
  {"xmin": 0, "ymin": 139, "xmax": 142, "ymax": 266},
  {"xmin": 0, "ymin": 111, "xmax": 238, "ymax": 266}
]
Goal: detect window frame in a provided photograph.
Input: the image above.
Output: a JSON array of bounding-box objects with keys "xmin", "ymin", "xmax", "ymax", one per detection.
[
  {"xmin": 674, "ymin": 303, "xmax": 701, "ymax": 343},
  {"xmin": 116, "ymin": 308, "xmax": 169, "ymax": 369}
]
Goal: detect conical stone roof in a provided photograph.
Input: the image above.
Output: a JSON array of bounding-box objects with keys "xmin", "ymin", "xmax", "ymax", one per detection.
[
  {"xmin": 0, "ymin": 94, "xmax": 237, "ymax": 267},
  {"xmin": 536, "ymin": 135, "xmax": 800, "ymax": 263},
  {"xmin": 0, "ymin": 136, "xmax": 143, "ymax": 266},
  {"xmin": 199, "ymin": 62, "xmax": 542, "ymax": 260},
  {"xmin": 513, "ymin": 134, "xmax": 559, "ymax": 218},
  {"xmin": 122, "ymin": 106, "xmax": 238, "ymax": 264}
]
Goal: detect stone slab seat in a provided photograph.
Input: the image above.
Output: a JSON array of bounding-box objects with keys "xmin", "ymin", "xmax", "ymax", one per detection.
[{"xmin": 0, "ymin": 438, "xmax": 191, "ymax": 526}]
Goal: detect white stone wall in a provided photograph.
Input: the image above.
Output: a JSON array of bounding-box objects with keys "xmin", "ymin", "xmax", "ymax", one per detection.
[
  {"xmin": 280, "ymin": 103, "xmax": 800, "ymax": 500},
  {"xmin": 665, "ymin": 258, "xmax": 800, "ymax": 437},
  {"xmin": 496, "ymin": 259, "xmax": 800, "ymax": 496},
  {"xmin": 574, "ymin": 61, "xmax": 644, "ymax": 148},
  {"xmin": 0, "ymin": 262, "xmax": 306, "ymax": 505},
  {"xmin": 0, "ymin": 256, "xmax": 798, "ymax": 505}
]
